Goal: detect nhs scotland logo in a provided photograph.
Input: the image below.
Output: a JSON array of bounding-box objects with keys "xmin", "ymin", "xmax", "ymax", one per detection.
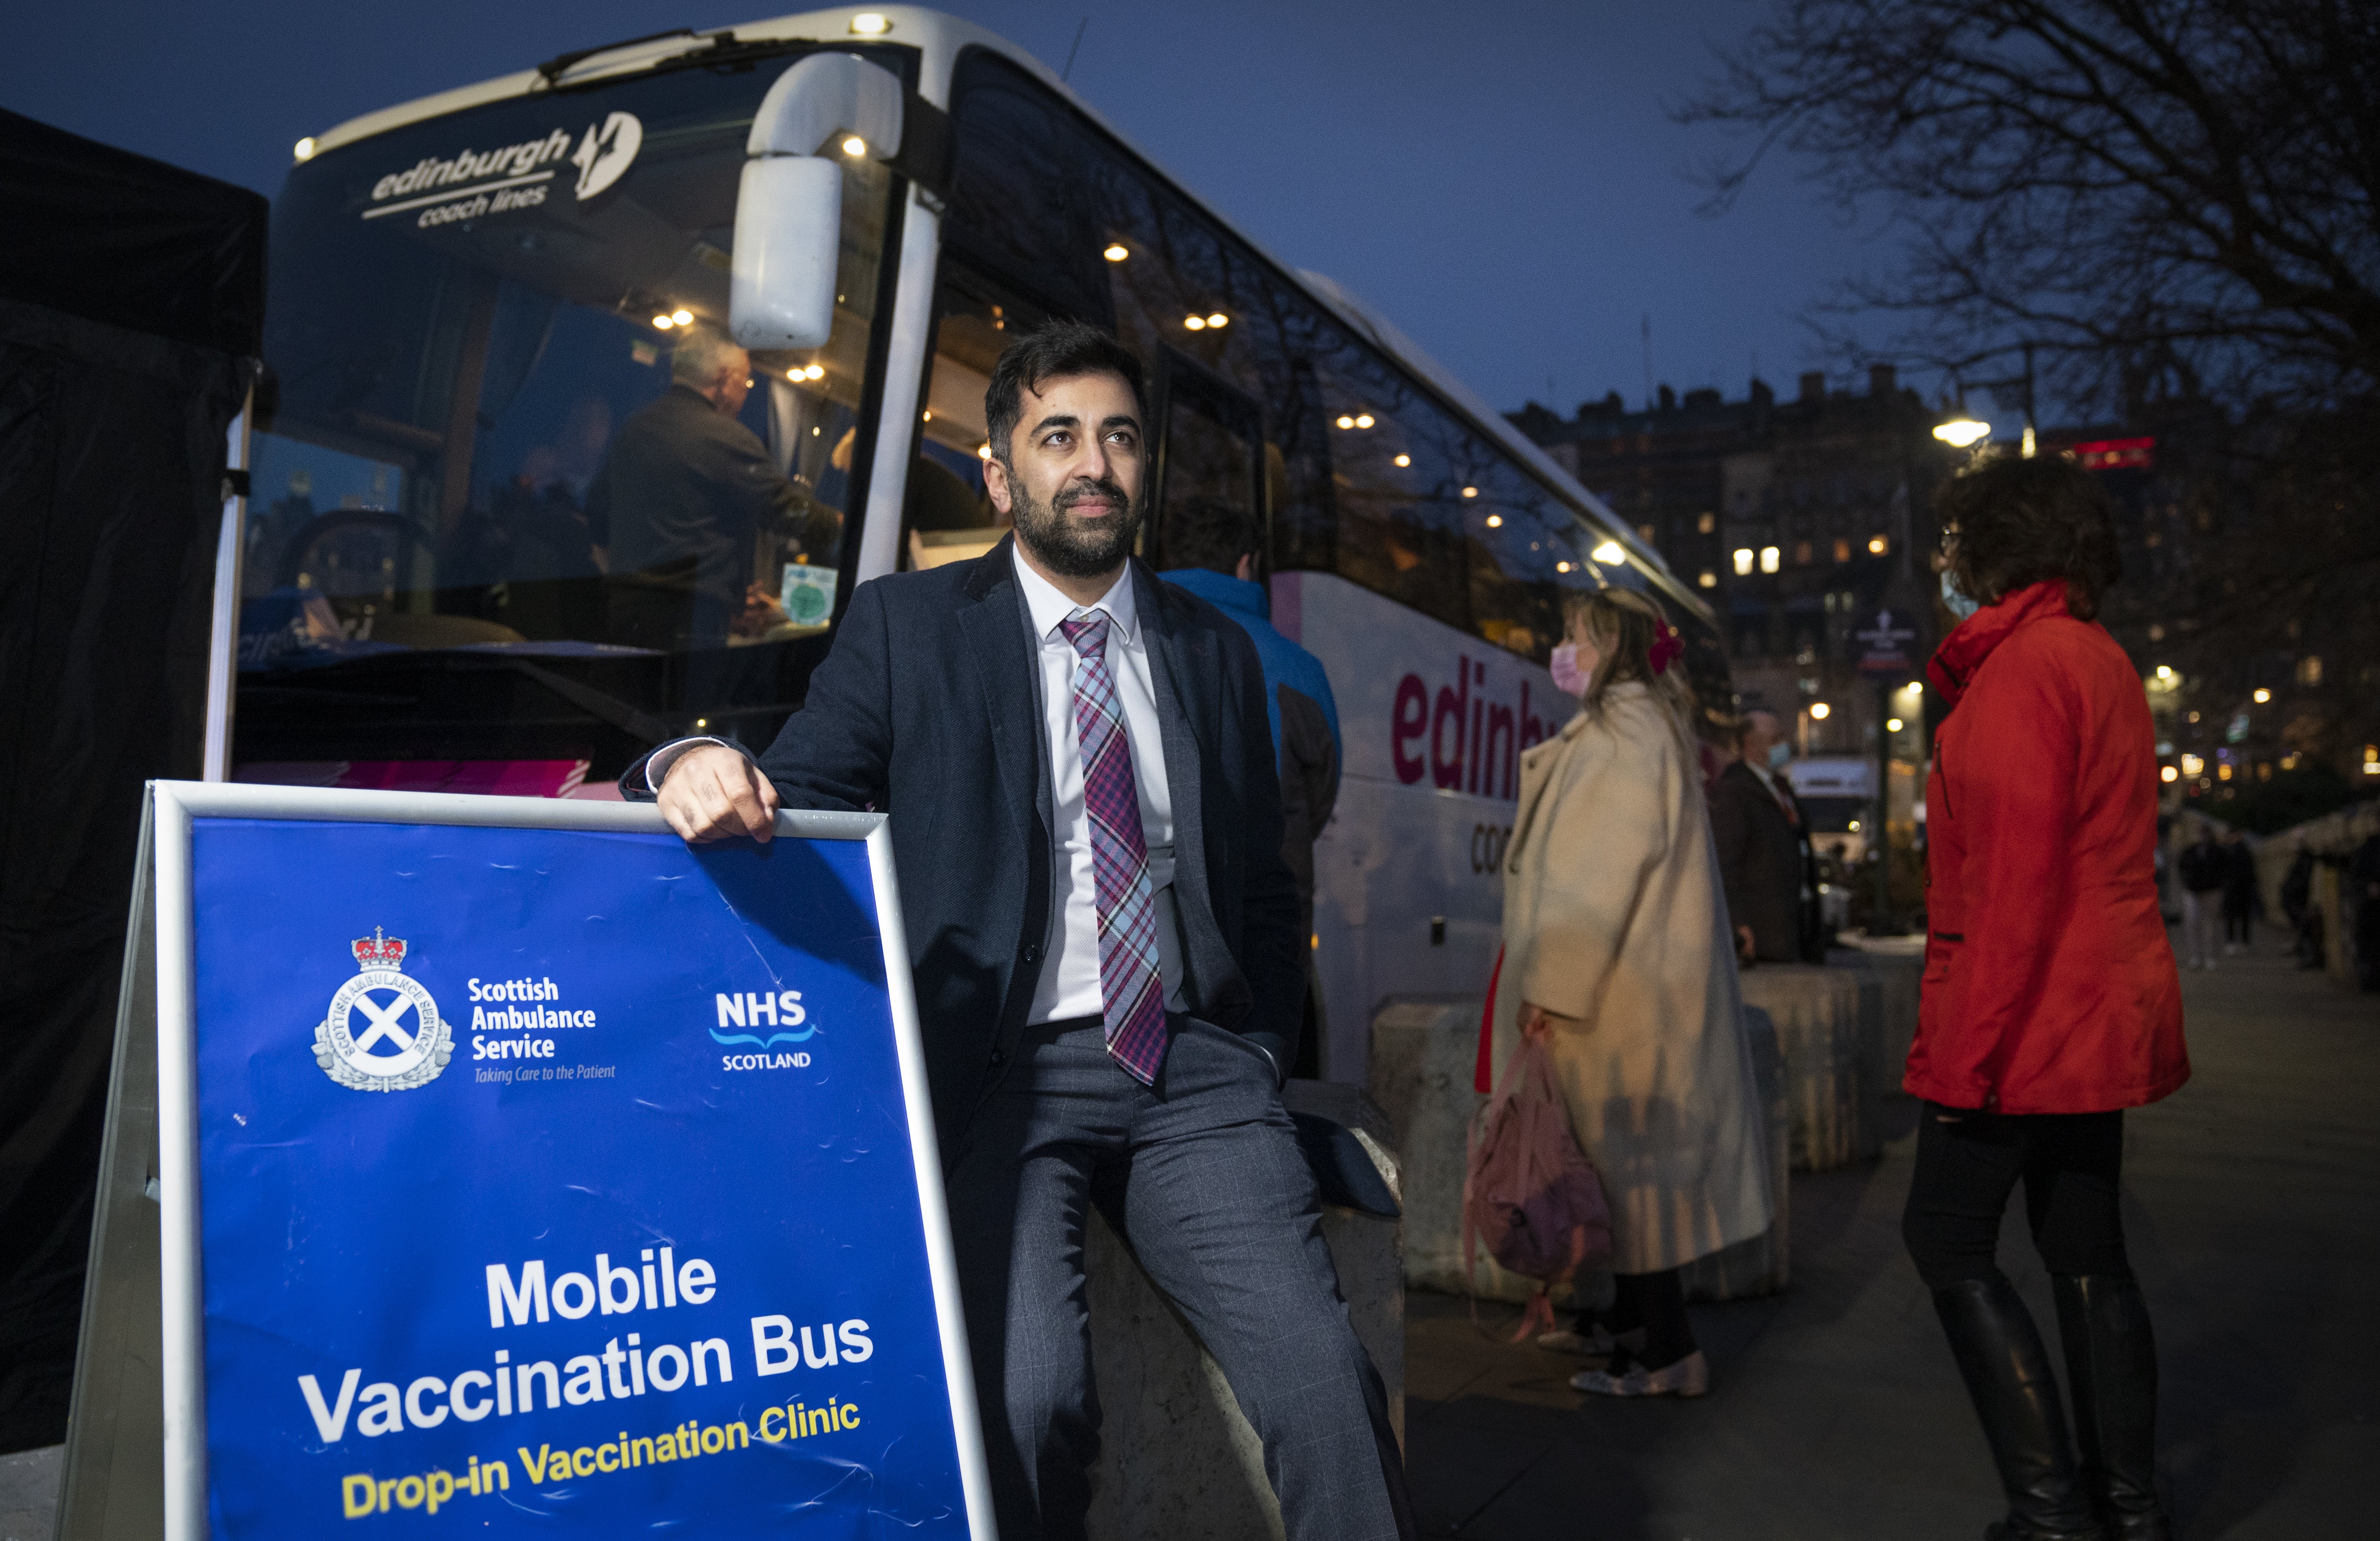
[{"xmin": 313, "ymin": 928, "xmax": 453, "ymax": 1093}]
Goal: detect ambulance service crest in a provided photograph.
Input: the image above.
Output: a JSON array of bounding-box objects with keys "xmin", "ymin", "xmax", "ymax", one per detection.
[{"xmin": 313, "ymin": 928, "xmax": 451, "ymax": 1092}]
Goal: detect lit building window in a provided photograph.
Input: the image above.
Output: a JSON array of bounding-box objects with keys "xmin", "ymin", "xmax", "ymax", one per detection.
[
  {"xmin": 1733, "ymin": 548, "xmax": 1755, "ymax": 576},
  {"xmin": 1794, "ymin": 540, "xmax": 1814, "ymax": 565},
  {"xmin": 1833, "ymin": 537, "xmax": 1852, "ymax": 563},
  {"xmin": 1759, "ymin": 546, "xmax": 1781, "ymax": 574},
  {"xmin": 1868, "ymin": 535, "xmax": 1888, "ymax": 555},
  {"xmin": 1697, "ymin": 511, "xmax": 1716, "ymax": 534},
  {"xmin": 2296, "ymin": 655, "xmax": 2323, "ymax": 686},
  {"xmin": 1699, "ymin": 570, "xmax": 1718, "ymax": 588}
]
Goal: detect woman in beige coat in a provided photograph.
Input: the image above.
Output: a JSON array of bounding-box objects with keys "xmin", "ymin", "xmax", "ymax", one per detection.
[{"xmin": 1489, "ymin": 588, "xmax": 1772, "ymax": 1397}]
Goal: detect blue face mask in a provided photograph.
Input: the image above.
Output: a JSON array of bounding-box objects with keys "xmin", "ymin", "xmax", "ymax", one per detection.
[
  {"xmin": 1766, "ymin": 740, "xmax": 1792, "ymax": 773},
  {"xmin": 1941, "ymin": 569, "xmax": 1982, "ymax": 622}
]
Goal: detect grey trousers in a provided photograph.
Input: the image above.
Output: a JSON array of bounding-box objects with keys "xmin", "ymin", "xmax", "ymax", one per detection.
[{"xmin": 945, "ymin": 1014, "xmax": 1414, "ymax": 1541}]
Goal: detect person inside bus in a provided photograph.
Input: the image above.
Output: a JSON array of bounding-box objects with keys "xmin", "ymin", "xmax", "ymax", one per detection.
[
  {"xmin": 1488, "ymin": 589, "xmax": 1772, "ymax": 1398},
  {"xmin": 1905, "ymin": 456, "xmax": 2187, "ymax": 1541},
  {"xmin": 1158, "ymin": 496, "xmax": 1342, "ymax": 1003},
  {"xmin": 585, "ymin": 326, "xmax": 835, "ymax": 657},
  {"xmin": 1709, "ymin": 709, "xmax": 1819, "ymax": 966},
  {"xmin": 623, "ymin": 321, "xmax": 1416, "ymax": 1541}
]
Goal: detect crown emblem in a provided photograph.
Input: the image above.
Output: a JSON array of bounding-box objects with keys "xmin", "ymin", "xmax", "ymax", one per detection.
[{"xmin": 351, "ymin": 927, "xmax": 408, "ymax": 971}]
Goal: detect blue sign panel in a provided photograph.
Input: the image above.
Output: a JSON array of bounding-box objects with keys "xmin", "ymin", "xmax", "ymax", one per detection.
[{"xmin": 185, "ymin": 816, "xmax": 971, "ymax": 1536}]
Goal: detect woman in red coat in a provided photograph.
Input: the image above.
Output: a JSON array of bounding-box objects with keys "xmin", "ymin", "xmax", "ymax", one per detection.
[{"xmin": 1904, "ymin": 457, "xmax": 2188, "ymax": 1541}]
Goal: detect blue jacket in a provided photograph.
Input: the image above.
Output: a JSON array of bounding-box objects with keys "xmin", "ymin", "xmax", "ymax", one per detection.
[
  {"xmin": 1158, "ymin": 569, "xmax": 1341, "ymax": 761},
  {"xmin": 1160, "ymin": 568, "xmax": 1342, "ymax": 923}
]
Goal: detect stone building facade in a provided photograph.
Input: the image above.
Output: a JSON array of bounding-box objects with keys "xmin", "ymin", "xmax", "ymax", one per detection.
[{"xmin": 1509, "ymin": 367, "xmax": 1960, "ymax": 778}]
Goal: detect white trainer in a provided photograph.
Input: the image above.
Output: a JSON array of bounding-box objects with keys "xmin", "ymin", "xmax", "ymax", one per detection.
[{"xmin": 1571, "ymin": 1350, "xmax": 1711, "ymax": 1398}]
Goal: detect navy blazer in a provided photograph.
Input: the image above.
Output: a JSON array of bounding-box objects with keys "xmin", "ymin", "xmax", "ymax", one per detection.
[{"xmin": 625, "ymin": 536, "xmax": 1304, "ymax": 1146}]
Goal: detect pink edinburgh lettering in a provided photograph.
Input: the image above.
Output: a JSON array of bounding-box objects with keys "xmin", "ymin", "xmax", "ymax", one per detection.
[
  {"xmin": 1390, "ymin": 653, "xmax": 1550, "ymax": 800},
  {"xmin": 1392, "ymin": 675, "xmax": 1430, "ymax": 784}
]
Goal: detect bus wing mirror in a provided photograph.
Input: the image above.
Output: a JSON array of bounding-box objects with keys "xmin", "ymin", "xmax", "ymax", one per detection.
[{"xmin": 730, "ymin": 52, "xmax": 904, "ymax": 352}]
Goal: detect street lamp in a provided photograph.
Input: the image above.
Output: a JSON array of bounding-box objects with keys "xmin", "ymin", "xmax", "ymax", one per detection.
[{"xmin": 1932, "ymin": 417, "xmax": 1991, "ymax": 448}]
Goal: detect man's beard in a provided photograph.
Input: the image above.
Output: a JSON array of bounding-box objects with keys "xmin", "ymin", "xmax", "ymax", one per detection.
[{"xmin": 1007, "ymin": 470, "xmax": 1144, "ymax": 579}]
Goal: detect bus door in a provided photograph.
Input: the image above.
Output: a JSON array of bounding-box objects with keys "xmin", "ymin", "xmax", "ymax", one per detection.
[{"xmin": 1148, "ymin": 348, "xmax": 1266, "ymax": 573}]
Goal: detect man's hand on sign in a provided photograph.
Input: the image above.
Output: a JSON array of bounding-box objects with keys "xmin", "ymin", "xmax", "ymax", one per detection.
[{"xmin": 658, "ymin": 744, "xmax": 780, "ymax": 844}]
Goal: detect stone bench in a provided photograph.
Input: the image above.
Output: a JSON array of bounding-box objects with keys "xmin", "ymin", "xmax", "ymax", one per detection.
[
  {"xmin": 1367, "ymin": 997, "xmax": 1793, "ymax": 1307},
  {"xmin": 1832, "ymin": 938, "xmax": 1925, "ymax": 1106},
  {"xmin": 1083, "ymin": 1079, "xmax": 1403, "ymax": 1540},
  {"xmin": 1737, "ymin": 965, "xmax": 1875, "ymax": 1170}
]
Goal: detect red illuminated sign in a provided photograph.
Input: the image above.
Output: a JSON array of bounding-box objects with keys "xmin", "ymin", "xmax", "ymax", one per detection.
[{"xmin": 2068, "ymin": 437, "xmax": 2155, "ymax": 471}]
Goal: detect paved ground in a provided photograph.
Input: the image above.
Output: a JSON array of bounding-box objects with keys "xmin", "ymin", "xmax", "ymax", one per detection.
[{"xmin": 1403, "ymin": 943, "xmax": 2380, "ymax": 1539}]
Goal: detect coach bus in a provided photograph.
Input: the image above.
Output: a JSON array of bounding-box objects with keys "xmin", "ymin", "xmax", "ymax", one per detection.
[{"xmin": 238, "ymin": 5, "xmax": 1730, "ymax": 1085}]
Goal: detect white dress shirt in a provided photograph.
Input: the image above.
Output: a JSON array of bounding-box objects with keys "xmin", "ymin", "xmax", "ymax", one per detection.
[{"xmin": 1010, "ymin": 546, "xmax": 1182, "ymax": 1026}]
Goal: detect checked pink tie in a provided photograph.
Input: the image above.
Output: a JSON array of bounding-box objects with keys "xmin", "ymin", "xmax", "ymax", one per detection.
[{"xmin": 1058, "ymin": 612, "xmax": 1169, "ymax": 1084}]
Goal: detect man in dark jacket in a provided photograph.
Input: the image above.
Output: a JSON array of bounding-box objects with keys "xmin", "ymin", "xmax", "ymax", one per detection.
[
  {"xmin": 586, "ymin": 326, "xmax": 833, "ymax": 654},
  {"xmin": 1158, "ymin": 497, "xmax": 1341, "ymax": 1001},
  {"xmin": 2176, "ymin": 826, "xmax": 2227, "ymax": 968},
  {"xmin": 625, "ymin": 322, "xmax": 1412, "ymax": 1541},
  {"xmin": 1708, "ymin": 711, "xmax": 1813, "ymax": 963}
]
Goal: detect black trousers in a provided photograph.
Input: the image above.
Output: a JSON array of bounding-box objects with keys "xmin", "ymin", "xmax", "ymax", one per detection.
[
  {"xmin": 1903, "ymin": 1104, "xmax": 2131, "ymax": 1289},
  {"xmin": 943, "ymin": 1015, "xmax": 1414, "ymax": 1541}
]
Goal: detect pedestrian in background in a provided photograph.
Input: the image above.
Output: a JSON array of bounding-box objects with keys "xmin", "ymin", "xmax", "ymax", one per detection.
[
  {"xmin": 1488, "ymin": 588, "xmax": 1771, "ymax": 1399},
  {"xmin": 2175, "ymin": 827, "xmax": 2226, "ymax": 969},
  {"xmin": 1709, "ymin": 710, "xmax": 1815, "ymax": 966},
  {"xmin": 1908, "ymin": 456, "xmax": 2189, "ymax": 1541},
  {"xmin": 2220, "ymin": 830, "xmax": 2258, "ymax": 954}
]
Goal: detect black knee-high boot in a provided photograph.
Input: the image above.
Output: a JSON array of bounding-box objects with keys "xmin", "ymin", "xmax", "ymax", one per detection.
[
  {"xmin": 1932, "ymin": 1277, "xmax": 2105, "ymax": 1541},
  {"xmin": 2053, "ymin": 1275, "xmax": 2171, "ymax": 1541}
]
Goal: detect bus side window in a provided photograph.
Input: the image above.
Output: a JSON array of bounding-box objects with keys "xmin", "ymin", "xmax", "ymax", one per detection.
[
  {"xmin": 902, "ymin": 275, "xmax": 1038, "ymax": 571},
  {"xmin": 1152, "ymin": 353, "xmax": 1263, "ymax": 571}
]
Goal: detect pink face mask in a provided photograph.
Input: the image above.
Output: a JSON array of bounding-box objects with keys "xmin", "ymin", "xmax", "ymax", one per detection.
[{"xmin": 1549, "ymin": 642, "xmax": 1588, "ymax": 697}]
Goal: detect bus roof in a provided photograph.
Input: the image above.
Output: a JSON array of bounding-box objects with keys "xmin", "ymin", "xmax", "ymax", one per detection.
[{"xmin": 301, "ymin": 4, "xmax": 1710, "ymax": 627}]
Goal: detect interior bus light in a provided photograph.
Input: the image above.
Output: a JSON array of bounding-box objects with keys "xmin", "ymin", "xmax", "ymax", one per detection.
[
  {"xmin": 1462, "ymin": 486, "xmax": 1478, "ymax": 499},
  {"xmin": 1867, "ymin": 535, "xmax": 1888, "ymax": 555},
  {"xmin": 1484, "ymin": 515, "xmax": 1503, "ymax": 528},
  {"xmin": 806, "ymin": 364, "xmax": 825, "ymax": 380},
  {"xmin": 849, "ymin": 12, "xmax": 892, "ymax": 34},
  {"xmin": 653, "ymin": 314, "xmax": 676, "ymax": 329},
  {"xmin": 1555, "ymin": 561, "xmax": 1573, "ymax": 573},
  {"xmin": 293, "ymin": 136, "xmax": 317, "ymax": 162},
  {"xmin": 1205, "ymin": 313, "xmax": 1229, "ymax": 329},
  {"xmin": 1103, "ymin": 244, "xmax": 1129, "ymax": 262},
  {"xmin": 1590, "ymin": 540, "xmax": 1625, "ymax": 565},
  {"xmin": 1183, "ymin": 315, "xmax": 1206, "ymax": 330},
  {"xmin": 1393, "ymin": 454, "xmax": 1411, "ymax": 467},
  {"xmin": 1848, "ymin": 819, "xmax": 1861, "ymax": 832},
  {"xmin": 1354, "ymin": 413, "xmax": 1374, "ymax": 428},
  {"xmin": 1335, "ymin": 415, "xmax": 1354, "ymax": 429},
  {"xmin": 1809, "ymin": 702, "xmax": 1831, "ymax": 720},
  {"xmin": 978, "ymin": 443, "xmax": 992, "ymax": 460},
  {"xmin": 670, "ymin": 308, "xmax": 693, "ymax": 326},
  {"xmin": 841, "ymin": 136, "xmax": 868, "ymax": 157}
]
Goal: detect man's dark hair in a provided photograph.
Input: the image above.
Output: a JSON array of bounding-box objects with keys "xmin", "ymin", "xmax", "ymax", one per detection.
[
  {"xmin": 983, "ymin": 319, "xmax": 1146, "ymax": 465},
  {"xmin": 1165, "ymin": 496, "xmax": 1261, "ymax": 575},
  {"xmin": 1935, "ymin": 454, "xmax": 2123, "ymax": 619}
]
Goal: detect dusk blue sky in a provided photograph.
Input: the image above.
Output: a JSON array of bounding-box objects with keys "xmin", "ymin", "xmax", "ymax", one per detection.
[{"xmin": 3, "ymin": 0, "xmax": 2005, "ymax": 434}]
